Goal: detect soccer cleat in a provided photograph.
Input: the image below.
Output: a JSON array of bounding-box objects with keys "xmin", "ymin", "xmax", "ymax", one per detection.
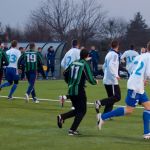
[
  {"xmin": 97, "ymin": 113, "xmax": 104, "ymax": 130},
  {"xmin": 25, "ymin": 93, "xmax": 29, "ymax": 103},
  {"xmin": 59, "ymin": 95, "xmax": 67, "ymax": 107},
  {"xmin": 143, "ymin": 133, "xmax": 150, "ymax": 139},
  {"xmin": 94, "ymin": 100, "xmax": 101, "ymax": 113},
  {"xmin": 68, "ymin": 130, "xmax": 81, "ymax": 136},
  {"xmin": 32, "ymin": 97, "xmax": 40, "ymax": 103},
  {"xmin": 57, "ymin": 115, "xmax": 64, "ymax": 128},
  {"xmin": 7, "ymin": 96, "xmax": 13, "ymax": 100}
]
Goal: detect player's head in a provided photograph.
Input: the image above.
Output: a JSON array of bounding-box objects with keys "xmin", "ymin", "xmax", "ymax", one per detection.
[
  {"xmin": 11, "ymin": 40, "xmax": 17, "ymax": 48},
  {"xmin": 80, "ymin": 49, "xmax": 89, "ymax": 59},
  {"xmin": 141, "ymin": 47, "xmax": 146, "ymax": 54},
  {"xmin": 91, "ymin": 46, "xmax": 96, "ymax": 50},
  {"xmin": 29, "ymin": 42, "xmax": 35, "ymax": 50},
  {"xmin": 72, "ymin": 39, "xmax": 79, "ymax": 48},
  {"xmin": 147, "ymin": 41, "xmax": 150, "ymax": 52},
  {"xmin": 130, "ymin": 44, "xmax": 134, "ymax": 50},
  {"xmin": 38, "ymin": 47, "xmax": 42, "ymax": 52},
  {"xmin": 111, "ymin": 40, "xmax": 119, "ymax": 51}
]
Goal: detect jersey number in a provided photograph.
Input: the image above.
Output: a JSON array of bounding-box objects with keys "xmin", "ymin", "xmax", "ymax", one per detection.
[
  {"xmin": 135, "ymin": 61, "xmax": 144, "ymax": 76},
  {"xmin": 71, "ymin": 66, "xmax": 80, "ymax": 79},
  {"xmin": 66, "ymin": 56, "xmax": 71, "ymax": 68},
  {"xmin": 127, "ymin": 56, "xmax": 135, "ymax": 63},
  {"xmin": 27, "ymin": 54, "xmax": 36, "ymax": 62},
  {"xmin": 8, "ymin": 54, "xmax": 17, "ymax": 63}
]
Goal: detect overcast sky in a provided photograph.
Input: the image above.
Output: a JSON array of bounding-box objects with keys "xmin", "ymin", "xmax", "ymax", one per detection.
[{"xmin": 0, "ymin": 0, "xmax": 150, "ymax": 28}]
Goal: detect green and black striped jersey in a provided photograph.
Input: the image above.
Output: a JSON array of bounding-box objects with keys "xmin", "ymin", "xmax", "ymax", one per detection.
[
  {"xmin": 65, "ymin": 59, "xmax": 97, "ymax": 96},
  {"xmin": 18, "ymin": 50, "xmax": 43, "ymax": 72},
  {"xmin": 0, "ymin": 48, "xmax": 9, "ymax": 69}
]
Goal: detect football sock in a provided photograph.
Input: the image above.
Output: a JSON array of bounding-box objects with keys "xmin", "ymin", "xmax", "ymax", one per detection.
[
  {"xmin": 102, "ymin": 107, "xmax": 125, "ymax": 120},
  {"xmin": 31, "ymin": 88, "xmax": 36, "ymax": 98},
  {"xmin": 143, "ymin": 110, "xmax": 150, "ymax": 134},
  {"xmin": 8, "ymin": 84, "xmax": 17, "ymax": 98},
  {"xmin": 0, "ymin": 82, "xmax": 11, "ymax": 88}
]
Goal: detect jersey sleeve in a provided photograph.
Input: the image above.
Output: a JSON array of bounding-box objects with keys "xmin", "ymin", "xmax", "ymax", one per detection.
[
  {"xmin": 17, "ymin": 53, "xmax": 25, "ymax": 69},
  {"xmin": 84, "ymin": 62, "xmax": 97, "ymax": 85},
  {"xmin": 109, "ymin": 54, "xmax": 119, "ymax": 78},
  {"xmin": 2, "ymin": 51, "xmax": 9, "ymax": 66}
]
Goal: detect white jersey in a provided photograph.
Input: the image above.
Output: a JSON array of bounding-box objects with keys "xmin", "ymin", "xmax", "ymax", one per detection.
[
  {"xmin": 127, "ymin": 52, "xmax": 150, "ymax": 94},
  {"xmin": 121, "ymin": 50, "xmax": 139, "ymax": 74},
  {"xmin": 6, "ymin": 48, "xmax": 21, "ymax": 69},
  {"xmin": 103, "ymin": 50, "xmax": 119, "ymax": 85},
  {"xmin": 61, "ymin": 48, "xmax": 80, "ymax": 69},
  {"xmin": 130, "ymin": 54, "xmax": 142, "ymax": 74}
]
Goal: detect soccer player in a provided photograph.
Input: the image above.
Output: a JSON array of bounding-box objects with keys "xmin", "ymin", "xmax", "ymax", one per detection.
[
  {"xmin": 94, "ymin": 40, "xmax": 121, "ymax": 114},
  {"xmin": 59, "ymin": 39, "xmax": 80, "ymax": 106},
  {"xmin": 97, "ymin": 41, "xmax": 150, "ymax": 139},
  {"xmin": 0, "ymin": 40, "xmax": 9, "ymax": 84},
  {"xmin": 18, "ymin": 42, "xmax": 45, "ymax": 103},
  {"xmin": 57, "ymin": 49, "xmax": 98, "ymax": 135},
  {"xmin": 121, "ymin": 45, "xmax": 139, "ymax": 75},
  {"xmin": 0, "ymin": 40, "xmax": 21, "ymax": 99}
]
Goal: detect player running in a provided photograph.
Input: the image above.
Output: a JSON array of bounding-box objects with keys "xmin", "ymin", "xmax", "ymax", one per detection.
[
  {"xmin": 18, "ymin": 42, "xmax": 45, "ymax": 103},
  {"xmin": 94, "ymin": 40, "xmax": 121, "ymax": 114},
  {"xmin": 57, "ymin": 49, "xmax": 98, "ymax": 135},
  {"xmin": 97, "ymin": 41, "xmax": 150, "ymax": 140},
  {"xmin": 59, "ymin": 40, "xmax": 80, "ymax": 107},
  {"xmin": 0, "ymin": 40, "xmax": 21, "ymax": 99}
]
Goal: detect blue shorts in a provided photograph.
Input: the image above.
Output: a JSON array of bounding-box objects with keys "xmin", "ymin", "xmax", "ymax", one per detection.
[
  {"xmin": 125, "ymin": 89, "xmax": 149, "ymax": 107},
  {"xmin": 6, "ymin": 67, "xmax": 19, "ymax": 81}
]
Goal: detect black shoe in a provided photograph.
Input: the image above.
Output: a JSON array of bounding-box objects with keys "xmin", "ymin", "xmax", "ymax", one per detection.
[
  {"xmin": 94, "ymin": 100, "xmax": 101, "ymax": 113},
  {"xmin": 68, "ymin": 130, "xmax": 81, "ymax": 136},
  {"xmin": 7, "ymin": 96, "xmax": 13, "ymax": 100},
  {"xmin": 57, "ymin": 115, "xmax": 63, "ymax": 128}
]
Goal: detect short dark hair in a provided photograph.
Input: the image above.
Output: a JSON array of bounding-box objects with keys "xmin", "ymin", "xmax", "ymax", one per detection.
[
  {"xmin": 130, "ymin": 44, "xmax": 134, "ymax": 50},
  {"xmin": 72, "ymin": 39, "xmax": 78, "ymax": 47},
  {"xmin": 80, "ymin": 49, "xmax": 89, "ymax": 59},
  {"xmin": 111, "ymin": 40, "xmax": 119, "ymax": 49},
  {"xmin": 11, "ymin": 40, "xmax": 17, "ymax": 48},
  {"xmin": 19, "ymin": 47, "xmax": 23, "ymax": 50},
  {"xmin": 29, "ymin": 42, "xmax": 35, "ymax": 50}
]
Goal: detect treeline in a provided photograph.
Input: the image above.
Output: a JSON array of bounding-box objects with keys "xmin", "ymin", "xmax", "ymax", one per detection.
[{"xmin": 0, "ymin": 0, "xmax": 150, "ymax": 50}]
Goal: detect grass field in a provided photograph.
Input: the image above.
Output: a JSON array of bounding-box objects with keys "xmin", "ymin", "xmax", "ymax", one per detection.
[{"xmin": 0, "ymin": 79, "xmax": 150, "ymax": 150}]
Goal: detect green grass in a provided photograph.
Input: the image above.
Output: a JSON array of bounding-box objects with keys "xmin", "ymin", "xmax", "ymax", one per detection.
[{"xmin": 0, "ymin": 80, "xmax": 150, "ymax": 150}]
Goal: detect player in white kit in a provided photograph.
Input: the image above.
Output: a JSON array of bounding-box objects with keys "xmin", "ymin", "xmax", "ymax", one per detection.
[{"xmin": 97, "ymin": 41, "xmax": 150, "ymax": 139}]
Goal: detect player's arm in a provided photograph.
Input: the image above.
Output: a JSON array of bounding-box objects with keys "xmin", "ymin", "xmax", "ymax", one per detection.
[
  {"xmin": 84, "ymin": 62, "xmax": 97, "ymax": 85},
  {"xmin": 120, "ymin": 52, "xmax": 126, "ymax": 63},
  {"xmin": 109, "ymin": 54, "xmax": 119, "ymax": 79},
  {"xmin": 37, "ymin": 52, "xmax": 46, "ymax": 78},
  {"xmin": 17, "ymin": 53, "xmax": 25, "ymax": 70},
  {"xmin": 2, "ymin": 51, "xmax": 9, "ymax": 66}
]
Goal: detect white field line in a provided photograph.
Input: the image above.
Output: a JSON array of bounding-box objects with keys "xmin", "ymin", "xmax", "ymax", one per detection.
[{"xmin": 0, "ymin": 95, "xmax": 144, "ymax": 109}]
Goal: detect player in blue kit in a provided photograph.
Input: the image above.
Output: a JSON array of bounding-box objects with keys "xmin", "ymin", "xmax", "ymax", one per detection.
[
  {"xmin": 0, "ymin": 40, "xmax": 21, "ymax": 99},
  {"xmin": 97, "ymin": 41, "xmax": 150, "ymax": 139}
]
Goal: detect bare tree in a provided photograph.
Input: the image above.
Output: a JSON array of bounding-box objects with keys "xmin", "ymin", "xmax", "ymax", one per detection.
[
  {"xmin": 100, "ymin": 18, "xmax": 127, "ymax": 40},
  {"xmin": 28, "ymin": 0, "xmax": 105, "ymax": 44},
  {"xmin": 71, "ymin": 0, "xmax": 105, "ymax": 44},
  {"xmin": 30, "ymin": 0, "xmax": 75, "ymax": 41}
]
